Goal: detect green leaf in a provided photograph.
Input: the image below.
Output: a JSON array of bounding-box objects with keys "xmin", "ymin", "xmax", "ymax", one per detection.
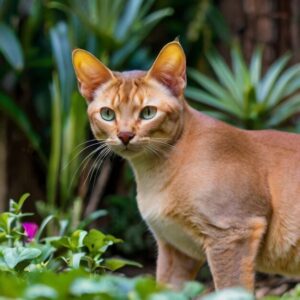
[
  {"xmin": 71, "ymin": 252, "xmax": 85, "ymax": 269},
  {"xmin": 266, "ymin": 63, "xmax": 300, "ymax": 108},
  {"xmin": 231, "ymin": 42, "xmax": 250, "ymax": 94},
  {"xmin": 104, "ymin": 258, "xmax": 142, "ymax": 271},
  {"xmin": 35, "ymin": 215, "xmax": 55, "ymax": 242},
  {"xmin": 3, "ymin": 247, "xmax": 41, "ymax": 269},
  {"xmin": 70, "ymin": 230, "xmax": 88, "ymax": 250},
  {"xmin": 115, "ymin": 0, "xmax": 143, "ymax": 40},
  {"xmin": 188, "ymin": 68, "xmax": 233, "ymax": 102},
  {"xmin": 133, "ymin": 277, "xmax": 164, "ymax": 298},
  {"xmin": 0, "ymin": 22, "xmax": 24, "ymax": 70},
  {"xmin": 206, "ymin": 50, "xmax": 242, "ymax": 107},
  {"xmin": 202, "ymin": 287, "xmax": 254, "ymax": 300},
  {"xmin": 17, "ymin": 193, "xmax": 31, "ymax": 211},
  {"xmin": 83, "ymin": 229, "xmax": 107, "ymax": 254},
  {"xmin": 181, "ymin": 281, "xmax": 205, "ymax": 298},
  {"xmin": 50, "ymin": 21, "xmax": 75, "ymax": 111},
  {"xmin": 185, "ymin": 87, "xmax": 241, "ymax": 117},
  {"xmin": 70, "ymin": 276, "xmax": 132, "ymax": 297},
  {"xmin": 249, "ymin": 46, "xmax": 263, "ymax": 86},
  {"xmin": 0, "ymin": 212, "xmax": 14, "ymax": 233},
  {"xmin": 266, "ymin": 94, "xmax": 300, "ymax": 127},
  {"xmin": 258, "ymin": 53, "xmax": 290, "ymax": 103},
  {"xmin": 24, "ymin": 284, "xmax": 57, "ymax": 299}
]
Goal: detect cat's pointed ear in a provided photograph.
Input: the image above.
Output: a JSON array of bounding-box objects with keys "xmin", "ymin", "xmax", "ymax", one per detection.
[
  {"xmin": 147, "ymin": 41, "xmax": 186, "ymax": 96},
  {"xmin": 72, "ymin": 49, "xmax": 114, "ymax": 101}
]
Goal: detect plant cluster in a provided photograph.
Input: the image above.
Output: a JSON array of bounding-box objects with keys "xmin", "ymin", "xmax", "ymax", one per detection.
[
  {"xmin": 186, "ymin": 44, "xmax": 300, "ymax": 130},
  {"xmin": 0, "ymin": 194, "xmax": 139, "ymax": 274}
]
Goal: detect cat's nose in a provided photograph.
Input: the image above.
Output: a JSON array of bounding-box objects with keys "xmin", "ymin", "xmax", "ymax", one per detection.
[{"xmin": 117, "ymin": 131, "xmax": 135, "ymax": 145}]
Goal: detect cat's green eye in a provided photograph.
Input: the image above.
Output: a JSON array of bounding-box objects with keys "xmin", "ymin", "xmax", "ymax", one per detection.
[
  {"xmin": 100, "ymin": 107, "xmax": 115, "ymax": 121},
  {"xmin": 140, "ymin": 106, "xmax": 157, "ymax": 120}
]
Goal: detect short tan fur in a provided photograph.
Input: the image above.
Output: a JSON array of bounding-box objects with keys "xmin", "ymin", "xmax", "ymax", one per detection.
[{"xmin": 72, "ymin": 41, "xmax": 300, "ymax": 292}]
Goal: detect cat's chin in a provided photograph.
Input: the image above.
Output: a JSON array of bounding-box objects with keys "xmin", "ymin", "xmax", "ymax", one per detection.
[{"xmin": 109, "ymin": 145, "xmax": 145, "ymax": 160}]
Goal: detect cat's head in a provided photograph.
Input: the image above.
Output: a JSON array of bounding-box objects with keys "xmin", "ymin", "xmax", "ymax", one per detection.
[{"xmin": 72, "ymin": 41, "xmax": 187, "ymax": 160}]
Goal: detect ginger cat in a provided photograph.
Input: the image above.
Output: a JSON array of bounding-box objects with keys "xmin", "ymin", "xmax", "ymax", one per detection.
[{"xmin": 72, "ymin": 41, "xmax": 300, "ymax": 292}]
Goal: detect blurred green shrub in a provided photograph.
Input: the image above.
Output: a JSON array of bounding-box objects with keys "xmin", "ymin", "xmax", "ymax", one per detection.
[
  {"xmin": 0, "ymin": 193, "xmax": 140, "ymax": 273},
  {"xmin": 186, "ymin": 44, "xmax": 300, "ymax": 130}
]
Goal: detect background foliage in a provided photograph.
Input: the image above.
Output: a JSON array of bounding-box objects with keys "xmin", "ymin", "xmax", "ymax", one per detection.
[{"xmin": 1, "ymin": 0, "xmax": 300, "ymax": 299}]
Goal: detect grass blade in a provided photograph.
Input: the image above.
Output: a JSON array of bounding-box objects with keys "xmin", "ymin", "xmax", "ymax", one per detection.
[{"xmin": 47, "ymin": 73, "xmax": 62, "ymax": 207}]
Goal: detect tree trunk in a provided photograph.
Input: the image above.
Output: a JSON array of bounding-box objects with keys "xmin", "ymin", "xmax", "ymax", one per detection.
[{"xmin": 219, "ymin": 0, "xmax": 293, "ymax": 66}]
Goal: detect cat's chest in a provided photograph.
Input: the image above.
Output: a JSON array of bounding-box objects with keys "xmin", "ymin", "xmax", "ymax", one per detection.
[{"xmin": 137, "ymin": 192, "xmax": 203, "ymax": 260}]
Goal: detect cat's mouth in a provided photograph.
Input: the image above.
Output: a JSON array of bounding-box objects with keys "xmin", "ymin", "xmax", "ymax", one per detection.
[{"xmin": 109, "ymin": 143, "xmax": 144, "ymax": 158}]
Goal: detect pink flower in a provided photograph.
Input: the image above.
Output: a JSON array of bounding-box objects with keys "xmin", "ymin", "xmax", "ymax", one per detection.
[{"xmin": 22, "ymin": 222, "xmax": 38, "ymax": 241}]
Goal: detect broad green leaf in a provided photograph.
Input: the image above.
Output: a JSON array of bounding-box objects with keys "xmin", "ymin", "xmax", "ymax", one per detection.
[
  {"xmin": 50, "ymin": 21, "xmax": 74, "ymax": 112},
  {"xmin": 104, "ymin": 258, "xmax": 142, "ymax": 271},
  {"xmin": 0, "ymin": 212, "xmax": 14, "ymax": 233},
  {"xmin": 70, "ymin": 276, "xmax": 130, "ymax": 297},
  {"xmin": 83, "ymin": 229, "xmax": 107, "ymax": 254},
  {"xmin": 134, "ymin": 277, "xmax": 164, "ymax": 298},
  {"xmin": 181, "ymin": 281, "xmax": 205, "ymax": 298},
  {"xmin": 0, "ymin": 232, "xmax": 6, "ymax": 242},
  {"xmin": 3, "ymin": 247, "xmax": 41, "ymax": 269},
  {"xmin": 71, "ymin": 252, "xmax": 85, "ymax": 269},
  {"xmin": 115, "ymin": 0, "xmax": 143, "ymax": 40},
  {"xmin": 70, "ymin": 230, "xmax": 88, "ymax": 250},
  {"xmin": 141, "ymin": 8, "xmax": 173, "ymax": 35},
  {"xmin": 0, "ymin": 22, "xmax": 24, "ymax": 70},
  {"xmin": 24, "ymin": 284, "xmax": 57, "ymax": 299},
  {"xmin": 111, "ymin": 8, "xmax": 173, "ymax": 68},
  {"xmin": 32, "ymin": 244, "xmax": 55, "ymax": 264},
  {"xmin": 202, "ymin": 287, "xmax": 254, "ymax": 300},
  {"xmin": 258, "ymin": 53, "xmax": 290, "ymax": 102},
  {"xmin": 51, "ymin": 236, "xmax": 71, "ymax": 249}
]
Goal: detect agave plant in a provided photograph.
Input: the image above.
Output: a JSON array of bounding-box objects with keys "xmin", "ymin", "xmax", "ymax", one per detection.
[{"xmin": 185, "ymin": 44, "xmax": 300, "ymax": 129}]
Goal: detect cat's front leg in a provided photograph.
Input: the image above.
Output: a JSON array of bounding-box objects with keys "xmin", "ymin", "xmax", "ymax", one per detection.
[
  {"xmin": 156, "ymin": 239, "xmax": 205, "ymax": 289},
  {"xmin": 205, "ymin": 217, "xmax": 267, "ymax": 291}
]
